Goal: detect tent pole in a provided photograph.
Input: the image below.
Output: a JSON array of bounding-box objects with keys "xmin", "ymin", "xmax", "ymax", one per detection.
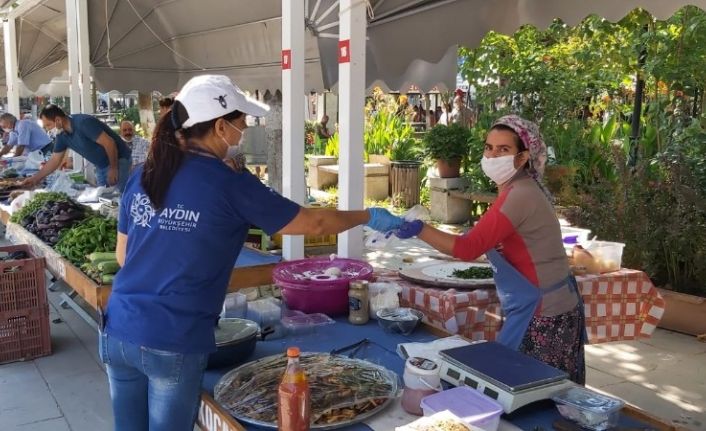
[
  {"xmin": 337, "ymin": 0, "xmax": 366, "ymax": 258},
  {"xmin": 3, "ymin": 18, "xmax": 20, "ymax": 116},
  {"xmin": 66, "ymin": 0, "xmax": 85, "ymax": 172},
  {"xmin": 281, "ymin": 0, "xmax": 306, "ymax": 260},
  {"xmin": 77, "ymin": 0, "xmax": 93, "ymax": 114}
]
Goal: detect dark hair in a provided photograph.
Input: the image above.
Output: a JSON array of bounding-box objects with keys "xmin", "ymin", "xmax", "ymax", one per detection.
[
  {"xmin": 158, "ymin": 97, "xmax": 174, "ymax": 108},
  {"xmin": 39, "ymin": 104, "xmax": 67, "ymax": 120},
  {"xmin": 0, "ymin": 113, "xmax": 17, "ymax": 126},
  {"xmin": 141, "ymin": 100, "xmax": 243, "ymax": 209},
  {"xmin": 489, "ymin": 124, "xmax": 525, "ymax": 152}
]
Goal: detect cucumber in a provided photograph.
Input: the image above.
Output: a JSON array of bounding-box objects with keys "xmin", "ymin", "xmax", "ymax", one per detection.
[
  {"xmin": 101, "ymin": 274, "xmax": 115, "ymax": 284},
  {"xmin": 88, "ymin": 252, "xmax": 117, "ymax": 264},
  {"xmin": 97, "ymin": 260, "xmax": 120, "ymax": 274}
]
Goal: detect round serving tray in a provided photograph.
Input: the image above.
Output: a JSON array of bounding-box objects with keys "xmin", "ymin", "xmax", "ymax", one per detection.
[
  {"xmin": 399, "ymin": 261, "xmax": 496, "ymax": 289},
  {"xmin": 213, "ymin": 352, "xmax": 398, "ymax": 430}
]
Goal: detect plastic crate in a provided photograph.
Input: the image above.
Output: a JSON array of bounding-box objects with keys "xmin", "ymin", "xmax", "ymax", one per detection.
[
  {"xmin": 0, "ymin": 307, "xmax": 51, "ymax": 364},
  {"xmin": 271, "ymin": 232, "xmax": 337, "ymax": 248},
  {"xmin": 0, "ymin": 244, "xmax": 48, "ymax": 314}
]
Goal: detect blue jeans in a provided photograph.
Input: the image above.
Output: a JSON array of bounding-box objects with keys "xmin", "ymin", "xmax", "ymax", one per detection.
[
  {"xmin": 96, "ymin": 157, "xmax": 131, "ymax": 192},
  {"xmin": 99, "ymin": 332, "xmax": 208, "ymax": 431}
]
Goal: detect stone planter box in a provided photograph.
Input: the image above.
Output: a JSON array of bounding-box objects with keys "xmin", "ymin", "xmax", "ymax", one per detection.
[
  {"xmin": 315, "ymin": 163, "xmax": 390, "ymax": 201},
  {"xmin": 307, "ymin": 155, "xmax": 338, "ymax": 189},
  {"xmin": 657, "ymin": 288, "xmax": 706, "ymax": 336},
  {"xmin": 429, "ymin": 177, "xmax": 472, "ymax": 224}
]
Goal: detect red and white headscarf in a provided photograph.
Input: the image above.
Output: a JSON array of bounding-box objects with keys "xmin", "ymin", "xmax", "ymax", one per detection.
[{"xmin": 492, "ymin": 115, "xmax": 547, "ymax": 182}]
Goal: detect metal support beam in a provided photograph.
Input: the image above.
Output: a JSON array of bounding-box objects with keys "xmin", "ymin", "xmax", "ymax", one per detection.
[
  {"xmin": 3, "ymin": 18, "xmax": 20, "ymax": 116},
  {"xmin": 337, "ymin": 0, "xmax": 366, "ymax": 258},
  {"xmin": 281, "ymin": 0, "xmax": 306, "ymax": 260}
]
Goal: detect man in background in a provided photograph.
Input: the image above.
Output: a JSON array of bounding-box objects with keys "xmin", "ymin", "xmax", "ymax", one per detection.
[
  {"xmin": 119, "ymin": 120, "xmax": 150, "ymax": 170},
  {"xmin": 0, "ymin": 113, "xmax": 52, "ymax": 158},
  {"xmin": 316, "ymin": 114, "xmax": 332, "ymax": 140}
]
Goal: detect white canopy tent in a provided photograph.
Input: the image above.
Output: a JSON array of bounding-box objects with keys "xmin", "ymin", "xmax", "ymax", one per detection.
[{"xmin": 3, "ymin": 0, "xmax": 706, "ymax": 258}]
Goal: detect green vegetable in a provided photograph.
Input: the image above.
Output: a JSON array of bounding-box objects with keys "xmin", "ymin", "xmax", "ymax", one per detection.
[
  {"xmin": 101, "ymin": 274, "xmax": 115, "ymax": 284},
  {"xmin": 88, "ymin": 252, "xmax": 117, "ymax": 263},
  {"xmin": 97, "ymin": 260, "xmax": 120, "ymax": 274},
  {"xmin": 451, "ymin": 266, "xmax": 494, "ymax": 279},
  {"xmin": 54, "ymin": 216, "xmax": 118, "ymax": 266},
  {"xmin": 10, "ymin": 192, "xmax": 70, "ymax": 223}
]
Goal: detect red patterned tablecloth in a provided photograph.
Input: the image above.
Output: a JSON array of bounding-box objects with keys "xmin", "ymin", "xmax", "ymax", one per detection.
[{"xmin": 377, "ymin": 269, "xmax": 665, "ymax": 344}]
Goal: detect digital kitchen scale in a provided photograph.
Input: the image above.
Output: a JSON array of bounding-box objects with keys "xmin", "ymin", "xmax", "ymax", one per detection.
[{"xmin": 439, "ymin": 341, "xmax": 576, "ymax": 413}]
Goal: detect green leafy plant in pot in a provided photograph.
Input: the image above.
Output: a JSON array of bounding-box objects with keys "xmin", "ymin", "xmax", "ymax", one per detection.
[{"xmin": 423, "ymin": 123, "xmax": 471, "ymax": 178}]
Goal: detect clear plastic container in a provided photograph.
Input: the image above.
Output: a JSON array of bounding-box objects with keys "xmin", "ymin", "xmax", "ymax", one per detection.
[
  {"xmin": 281, "ymin": 313, "xmax": 334, "ymax": 335},
  {"xmin": 561, "ymin": 226, "xmax": 592, "ymax": 245},
  {"xmin": 552, "ymin": 387, "xmax": 625, "ymax": 431},
  {"xmin": 583, "ymin": 241, "xmax": 625, "ymax": 273},
  {"xmin": 246, "ymin": 297, "xmax": 285, "ymax": 339},
  {"xmin": 221, "ymin": 292, "xmax": 248, "ymax": 319},
  {"xmin": 420, "ymin": 386, "xmax": 503, "ymax": 431}
]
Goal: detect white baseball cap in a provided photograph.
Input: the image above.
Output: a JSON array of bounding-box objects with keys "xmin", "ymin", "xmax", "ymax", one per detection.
[{"xmin": 174, "ymin": 74, "xmax": 269, "ymax": 128}]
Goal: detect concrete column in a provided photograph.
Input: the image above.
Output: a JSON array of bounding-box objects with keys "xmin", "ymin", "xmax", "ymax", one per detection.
[
  {"xmin": 65, "ymin": 0, "xmax": 84, "ymax": 171},
  {"xmin": 76, "ymin": 0, "xmax": 93, "ymax": 113},
  {"xmin": 281, "ymin": 0, "xmax": 306, "ymax": 260},
  {"xmin": 3, "ymin": 19, "xmax": 19, "ymax": 116},
  {"xmin": 264, "ymin": 90, "xmax": 283, "ymax": 193},
  {"xmin": 337, "ymin": 0, "xmax": 366, "ymax": 258}
]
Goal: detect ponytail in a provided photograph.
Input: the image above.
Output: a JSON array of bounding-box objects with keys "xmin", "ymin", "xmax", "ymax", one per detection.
[
  {"xmin": 140, "ymin": 100, "xmax": 245, "ymax": 209},
  {"xmin": 141, "ymin": 107, "xmax": 185, "ymax": 210}
]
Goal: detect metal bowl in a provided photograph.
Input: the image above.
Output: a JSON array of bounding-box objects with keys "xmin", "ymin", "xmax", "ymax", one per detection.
[{"xmin": 376, "ymin": 307, "xmax": 424, "ymax": 335}]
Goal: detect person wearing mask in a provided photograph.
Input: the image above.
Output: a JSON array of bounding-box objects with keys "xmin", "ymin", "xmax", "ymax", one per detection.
[
  {"xmin": 100, "ymin": 74, "xmax": 400, "ymax": 431},
  {"xmin": 158, "ymin": 97, "xmax": 174, "ymax": 117},
  {"xmin": 119, "ymin": 120, "xmax": 150, "ymax": 169},
  {"xmin": 22, "ymin": 105, "xmax": 132, "ymax": 191},
  {"xmin": 392, "ymin": 115, "xmax": 586, "ymax": 384},
  {"xmin": 316, "ymin": 114, "xmax": 332, "ymax": 140},
  {"xmin": 0, "ymin": 113, "xmax": 53, "ymax": 158}
]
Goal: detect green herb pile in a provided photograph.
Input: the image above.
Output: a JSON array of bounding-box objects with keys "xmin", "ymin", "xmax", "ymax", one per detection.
[
  {"xmin": 10, "ymin": 192, "xmax": 71, "ymax": 223},
  {"xmin": 54, "ymin": 216, "xmax": 118, "ymax": 266},
  {"xmin": 451, "ymin": 266, "xmax": 494, "ymax": 279}
]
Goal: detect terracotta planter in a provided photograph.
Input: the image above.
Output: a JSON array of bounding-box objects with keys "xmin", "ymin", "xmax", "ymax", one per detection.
[
  {"xmin": 657, "ymin": 288, "xmax": 706, "ymax": 336},
  {"xmin": 436, "ymin": 159, "xmax": 461, "ymax": 178}
]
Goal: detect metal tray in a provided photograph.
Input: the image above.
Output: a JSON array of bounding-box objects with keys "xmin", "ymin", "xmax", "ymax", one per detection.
[
  {"xmin": 213, "ymin": 352, "xmax": 398, "ymax": 430},
  {"xmin": 399, "ymin": 261, "xmax": 495, "ymax": 289}
]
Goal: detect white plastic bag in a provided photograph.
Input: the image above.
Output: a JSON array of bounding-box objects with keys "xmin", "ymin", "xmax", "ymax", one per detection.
[
  {"xmin": 23, "ymin": 151, "xmax": 45, "ymax": 171},
  {"xmin": 47, "ymin": 172, "xmax": 78, "ymax": 197},
  {"xmin": 366, "ymin": 204, "xmax": 431, "ymax": 250},
  {"xmin": 9, "ymin": 190, "xmax": 36, "ymax": 216},
  {"xmin": 368, "ymin": 282, "xmax": 403, "ymax": 319},
  {"xmin": 76, "ymin": 186, "xmax": 107, "ymax": 203}
]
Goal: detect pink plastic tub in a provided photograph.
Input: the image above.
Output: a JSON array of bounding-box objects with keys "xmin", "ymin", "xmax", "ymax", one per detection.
[{"xmin": 273, "ymin": 257, "xmax": 374, "ymax": 316}]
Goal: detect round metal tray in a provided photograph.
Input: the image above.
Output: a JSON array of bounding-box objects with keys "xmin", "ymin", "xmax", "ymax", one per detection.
[
  {"xmin": 399, "ymin": 261, "xmax": 495, "ymax": 289},
  {"xmin": 214, "ymin": 352, "xmax": 398, "ymax": 430}
]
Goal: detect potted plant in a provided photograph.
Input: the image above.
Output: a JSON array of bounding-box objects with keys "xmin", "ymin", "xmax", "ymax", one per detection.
[
  {"xmin": 389, "ymin": 135, "xmax": 423, "ymax": 208},
  {"xmin": 423, "ymin": 123, "xmax": 471, "ymax": 178}
]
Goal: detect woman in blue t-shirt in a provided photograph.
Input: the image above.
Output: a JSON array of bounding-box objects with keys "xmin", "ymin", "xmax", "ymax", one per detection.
[{"xmin": 100, "ymin": 75, "xmax": 400, "ymax": 431}]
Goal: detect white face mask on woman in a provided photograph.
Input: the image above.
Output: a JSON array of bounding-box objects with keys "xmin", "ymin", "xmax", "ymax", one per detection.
[
  {"xmin": 481, "ymin": 155, "xmax": 518, "ymax": 185},
  {"xmin": 223, "ymin": 120, "xmax": 245, "ymax": 147}
]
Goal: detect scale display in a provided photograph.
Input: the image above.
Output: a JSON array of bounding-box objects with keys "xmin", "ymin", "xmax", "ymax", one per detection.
[{"xmin": 439, "ymin": 341, "xmax": 575, "ymax": 413}]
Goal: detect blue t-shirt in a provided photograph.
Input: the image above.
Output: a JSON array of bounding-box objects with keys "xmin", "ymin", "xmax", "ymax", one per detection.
[
  {"xmin": 7, "ymin": 119, "xmax": 51, "ymax": 151},
  {"xmin": 54, "ymin": 114, "xmax": 130, "ymax": 168},
  {"xmin": 106, "ymin": 155, "xmax": 300, "ymax": 353}
]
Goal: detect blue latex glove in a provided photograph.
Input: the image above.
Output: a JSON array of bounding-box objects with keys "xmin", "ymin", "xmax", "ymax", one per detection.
[
  {"xmin": 395, "ymin": 219, "xmax": 424, "ymax": 239},
  {"xmin": 366, "ymin": 208, "xmax": 404, "ymax": 232}
]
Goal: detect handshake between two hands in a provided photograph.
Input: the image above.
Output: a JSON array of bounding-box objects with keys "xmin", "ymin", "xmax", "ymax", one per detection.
[{"xmin": 366, "ymin": 208, "xmax": 424, "ymax": 239}]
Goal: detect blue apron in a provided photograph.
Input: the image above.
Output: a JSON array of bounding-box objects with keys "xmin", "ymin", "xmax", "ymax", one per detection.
[{"xmin": 486, "ymin": 248, "xmax": 587, "ymax": 353}]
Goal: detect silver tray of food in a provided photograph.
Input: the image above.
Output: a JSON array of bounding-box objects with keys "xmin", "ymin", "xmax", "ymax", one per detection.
[{"xmin": 214, "ymin": 352, "xmax": 399, "ymax": 429}]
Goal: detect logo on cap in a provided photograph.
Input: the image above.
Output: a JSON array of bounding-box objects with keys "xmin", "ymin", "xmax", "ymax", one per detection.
[{"xmin": 214, "ymin": 94, "xmax": 228, "ymax": 109}]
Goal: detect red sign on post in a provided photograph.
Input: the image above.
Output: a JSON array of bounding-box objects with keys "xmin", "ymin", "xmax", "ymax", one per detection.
[
  {"xmin": 282, "ymin": 49, "xmax": 291, "ymax": 70},
  {"xmin": 338, "ymin": 40, "xmax": 351, "ymax": 63}
]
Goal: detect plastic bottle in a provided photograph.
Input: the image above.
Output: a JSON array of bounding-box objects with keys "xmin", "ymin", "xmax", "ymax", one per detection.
[
  {"xmin": 277, "ymin": 347, "xmax": 310, "ymax": 431},
  {"xmin": 401, "ymin": 357, "xmax": 441, "ymax": 415}
]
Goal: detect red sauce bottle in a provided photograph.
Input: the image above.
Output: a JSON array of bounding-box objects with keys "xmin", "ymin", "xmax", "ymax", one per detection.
[{"xmin": 277, "ymin": 347, "xmax": 311, "ymax": 431}]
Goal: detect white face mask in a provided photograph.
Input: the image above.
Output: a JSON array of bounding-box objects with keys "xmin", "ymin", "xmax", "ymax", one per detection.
[
  {"xmin": 481, "ymin": 155, "xmax": 519, "ymax": 185},
  {"xmin": 225, "ymin": 145, "xmax": 242, "ymax": 160},
  {"xmin": 223, "ymin": 120, "xmax": 245, "ymax": 147}
]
